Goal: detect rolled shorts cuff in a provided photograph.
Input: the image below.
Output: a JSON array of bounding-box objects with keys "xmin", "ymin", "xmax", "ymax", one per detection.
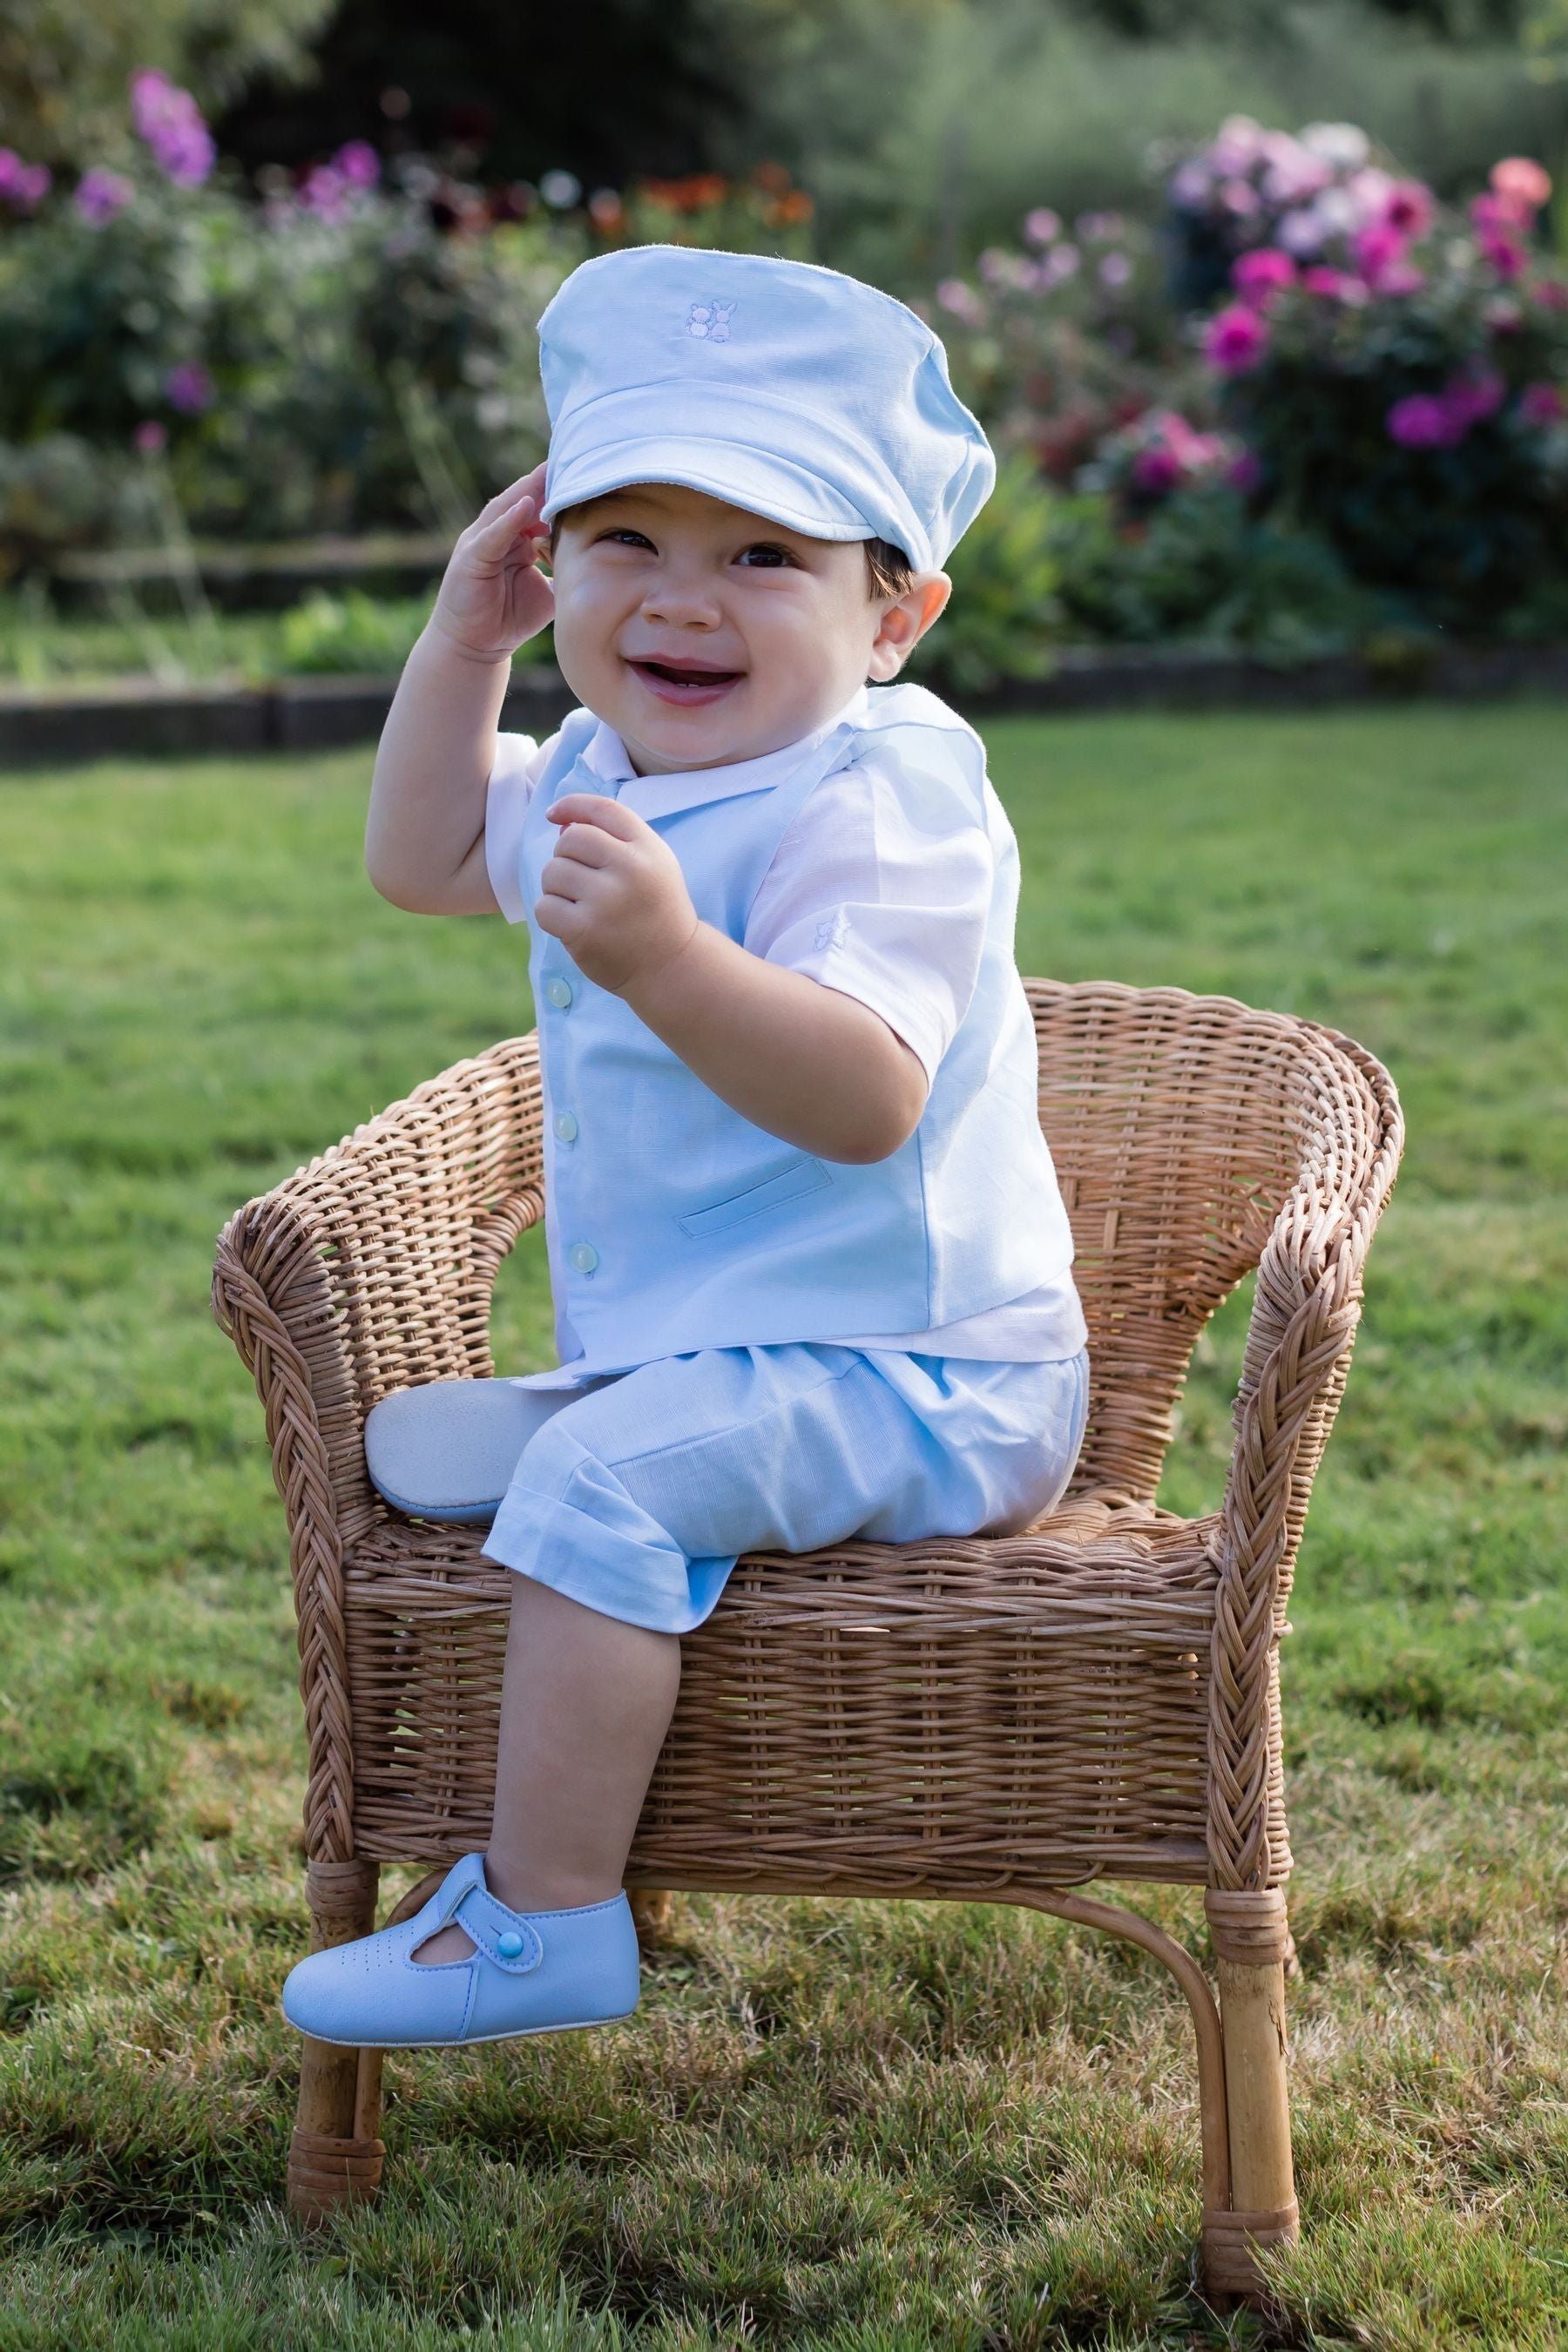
[{"xmin": 482, "ymin": 1484, "xmax": 737, "ymax": 1635}]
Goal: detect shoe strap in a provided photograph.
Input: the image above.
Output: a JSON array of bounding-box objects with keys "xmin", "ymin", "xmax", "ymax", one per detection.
[
  {"xmin": 429, "ymin": 1851, "xmax": 488, "ymax": 1926},
  {"xmin": 454, "ymin": 1886, "xmax": 544, "ymax": 1974}
]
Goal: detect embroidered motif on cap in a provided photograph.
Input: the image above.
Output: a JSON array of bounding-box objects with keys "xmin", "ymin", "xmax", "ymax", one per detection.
[{"xmin": 686, "ymin": 299, "xmax": 736, "ymax": 342}]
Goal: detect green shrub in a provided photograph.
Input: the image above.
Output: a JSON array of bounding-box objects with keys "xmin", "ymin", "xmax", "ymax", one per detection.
[{"xmin": 910, "ymin": 455, "xmax": 1062, "ymax": 690}]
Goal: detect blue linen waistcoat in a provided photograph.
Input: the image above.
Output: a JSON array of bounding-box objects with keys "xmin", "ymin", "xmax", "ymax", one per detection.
[{"xmin": 513, "ymin": 681, "xmax": 1076, "ymax": 1371}]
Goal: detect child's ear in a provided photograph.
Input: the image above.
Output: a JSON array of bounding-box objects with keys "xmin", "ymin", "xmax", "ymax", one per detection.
[{"xmin": 868, "ymin": 571, "xmax": 950, "ymax": 681}]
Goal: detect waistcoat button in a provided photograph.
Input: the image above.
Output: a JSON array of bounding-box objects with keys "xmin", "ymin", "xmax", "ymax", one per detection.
[
  {"xmin": 544, "ymin": 977, "xmax": 573, "ymax": 1010},
  {"xmin": 553, "ymin": 1110, "xmax": 578, "ymax": 1142},
  {"xmin": 568, "ymin": 1241, "xmax": 598, "ymax": 1274}
]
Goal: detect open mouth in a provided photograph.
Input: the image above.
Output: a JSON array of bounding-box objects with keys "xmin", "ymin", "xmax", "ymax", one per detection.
[{"xmin": 626, "ymin": 658, "xmax": 745, "ymax": 706}]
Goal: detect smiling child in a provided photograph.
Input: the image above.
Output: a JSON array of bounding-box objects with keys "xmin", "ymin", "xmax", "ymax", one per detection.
[{"xmin": 280, "ymin": 246, "xmax": 1090, "ymax": 2050}]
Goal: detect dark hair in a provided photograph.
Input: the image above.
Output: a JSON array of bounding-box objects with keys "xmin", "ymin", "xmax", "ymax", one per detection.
[{"xmin": 547, "ymin": 504, "xmax": 916, "ymax": 599}]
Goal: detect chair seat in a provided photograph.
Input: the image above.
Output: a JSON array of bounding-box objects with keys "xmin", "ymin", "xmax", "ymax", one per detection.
[{"xmin": 340, "ymin": 1490, "xmax": 1240, "ymax": 1896}]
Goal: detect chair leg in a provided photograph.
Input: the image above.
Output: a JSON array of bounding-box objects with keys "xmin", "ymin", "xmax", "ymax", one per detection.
[
  {"xmin": 629, "ymin": 1888, "xmax": 673, "ymax": 1946},
  {"xmin": 1202, "ymin": 1891, "xmax": 1299, "ymax": 2301},
  {"xmin": 288, "ymin": 1860, "xmax": 386, "ymax": 2226}
]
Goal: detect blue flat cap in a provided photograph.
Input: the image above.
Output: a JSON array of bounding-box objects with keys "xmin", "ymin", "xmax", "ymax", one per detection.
[{"xmin": 537, "ymin": 246, "xmax": 995, "ymax": 573}]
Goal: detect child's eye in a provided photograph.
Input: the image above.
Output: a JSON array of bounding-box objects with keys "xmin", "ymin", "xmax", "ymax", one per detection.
[
  {"xmin": 735, "ymin": 543, "xmax": 798, "ymax": 569},
  {"xmin": 599, "ymin": 528, "xmax": 655, "ymax": 551}
]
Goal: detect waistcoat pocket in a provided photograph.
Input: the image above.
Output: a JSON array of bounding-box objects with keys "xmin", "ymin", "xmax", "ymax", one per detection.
[{"xmin": 677, "ymin": 1154, "xmax": 833, "ymax": 1238}]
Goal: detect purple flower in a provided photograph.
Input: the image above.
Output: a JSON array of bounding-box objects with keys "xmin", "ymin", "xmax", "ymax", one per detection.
[
  {"xmin": 130, "ymin": 66, "xmax": 215, "ymax": 186},
  {"xmin": 1443, "ymin": 369, "xmax": 1505, "ymax": 429},
  {"xmin": 1220, "ymin": 179, "xmax": 1260, "ymax": 218},
  {"xmin": 1204, "ymin": 302, "xmax": 1269, "ymax": 375},
  {"xmin": 1170, "ymin": 159, "xmax": 1212, "ymax": 210},
  {"xmin": 1386, "ymin": 394, "xmax": 1463, "ymax": 450},
  {"xmin": 1023, "ymin": 206, "xmax": 1060, "ymax": 247},
  {"xmin": 1098, "ymin": 251, "xmax": 1132, "ymax": 288},
  {"xmin": 164, "ymin": 361, "xmax": 214, "ymax": 415},
  {"xmin": 1231, "ymin": 247, "xmax": 1297, "ymax": 310},
  {"xmin": 132, "ymin": 419, "xmax": 168, "ymax": 454},
  {"xmin": 302, "ymin": 164, "xmax": 349, "ymax": 220},
  {"xmin": 333, "ymin": 139, "xmax": 380, "ymax": 188},
  {"xmin": 1228, "ymin": 448, "xmax": 1264, "ymax": 494},
  {"xmin": 73, "ymin": 166, "xmax": 133, "ymax": 226},
  {"xmin": 1519, "ymin": 381, "xmax": 1565, "ymax": 427},
  {"xmin": 0, "ymin": 149, "xmax": 51, "ymax": 208}
]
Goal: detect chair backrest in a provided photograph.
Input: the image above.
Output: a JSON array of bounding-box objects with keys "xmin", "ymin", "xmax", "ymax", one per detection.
[{"xmin": 1029, "ymin": 978, "xmax": 1335, "ymax": 1504}]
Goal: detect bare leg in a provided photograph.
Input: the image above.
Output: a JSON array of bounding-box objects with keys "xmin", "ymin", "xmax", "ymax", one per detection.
[{"xmin": 414, "ymin": 1573, "xmax": 681, "ymax": 1963}]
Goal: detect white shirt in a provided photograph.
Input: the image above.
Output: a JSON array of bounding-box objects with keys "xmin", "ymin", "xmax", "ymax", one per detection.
[{"xmin": 484, "ymin": 691, "xmax": 1088, "ymax": 1364}]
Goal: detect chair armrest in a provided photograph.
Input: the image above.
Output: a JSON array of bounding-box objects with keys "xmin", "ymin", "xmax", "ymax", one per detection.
[
  {"xmin": 212, "ymin": 1033, "xmax": 545, "ymax": 1862},
  {"xmin": 1207, "ymin": 1021, "xmax": 1403, "ymax": 1891}
]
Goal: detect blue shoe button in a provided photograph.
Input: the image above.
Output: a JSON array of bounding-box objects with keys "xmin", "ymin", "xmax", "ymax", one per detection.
[{"xmin": 497, "ymin": 1930, "xmax": 524, "ymax": 1958}]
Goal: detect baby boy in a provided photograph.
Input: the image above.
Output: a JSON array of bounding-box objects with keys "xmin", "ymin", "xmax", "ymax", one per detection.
[{"xmin": 281, "ymin": 247, "xmax": 1090, "ymax": 2051}]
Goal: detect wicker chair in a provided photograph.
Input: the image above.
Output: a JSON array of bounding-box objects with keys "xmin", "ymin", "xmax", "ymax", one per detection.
[{"xmin": 212, "ymin": 977, "xmax": 1402, "ymax": 2300}]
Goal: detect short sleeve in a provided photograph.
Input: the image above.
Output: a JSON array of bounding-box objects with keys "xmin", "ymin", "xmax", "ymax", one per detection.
[
  {"xmin": 483, "ymin": 731, "xmax": 547, "ymax": 923},
  {"xmin": 745, "ymin": 741, "xmax": 995, "ymax": 1085}
]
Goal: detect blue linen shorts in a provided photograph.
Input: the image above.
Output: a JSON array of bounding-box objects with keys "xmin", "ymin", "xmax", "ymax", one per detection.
[{"xmin": 364, "ymin": 1343, "xmax": 1092, "ymax": 1636}]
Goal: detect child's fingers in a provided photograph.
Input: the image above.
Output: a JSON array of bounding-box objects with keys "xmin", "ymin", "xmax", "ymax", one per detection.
[{"xmin": 544, "ymin": 792, "xmax": 643, "ymax": 838}]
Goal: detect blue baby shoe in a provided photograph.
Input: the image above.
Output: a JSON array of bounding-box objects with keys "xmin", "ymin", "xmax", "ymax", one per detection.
[{"xmin": 280, "ymin": 1852, "xmax": 641, "ymax": 2049}]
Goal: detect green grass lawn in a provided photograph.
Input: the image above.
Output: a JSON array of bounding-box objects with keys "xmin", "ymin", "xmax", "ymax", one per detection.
[{"xmin": 1, "ymin": 704, "xmax": 1565, "ymax": 2349}]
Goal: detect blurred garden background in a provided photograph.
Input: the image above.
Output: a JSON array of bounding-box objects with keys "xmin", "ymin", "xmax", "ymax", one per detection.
[
  {"xmin": 2, "ymin": 0, "xmax": 1568, "ymax": 685},
  {"xmin": 2, "ymin": 4, "xmax": 1567, "ymax": 2348}
]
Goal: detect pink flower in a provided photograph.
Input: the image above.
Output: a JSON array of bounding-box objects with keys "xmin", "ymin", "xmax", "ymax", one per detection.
[
  {"xmin": 1518, "ymin": 381, "xmax": 1565, "ymax": 427},
  {"xmin": 132, "ymin": 420, "xmax": 168, "ymax": 453},
  {"xmin": 1220, "ymin": 178, "xmax": 1260, "ymax": 217},
  {"xmin": 73, "ymin": 166, "xmax": 133, "ymax": 226},
  {"xmin": 1169, "ymin": 160, "xmax": 1211, "ymax": 210},
  {"xmin": 1484, "ymin": 296, "xmax": 1524, "ymax": 334},
  {"xmin": 1098, "ymin": 251, "xmax": 1132, "ymax": 288},
  {"xmin": 1387, "ymin": 394, "xmax": 1463, "ymax": 449},
  {"xmin": 1023, "ymin": 206, "xmax": 1060, "ymax": 247},
  {"xmin": 1382, "ymin": 179, "xmax": 1436, "ymax": 240},
  {"xmin": 333, "ymin": 139, "xmax": 380, "ymax": 188},
  {"xmin": 1231, "ymin": 247, "xmax": 1297, "ymax": 309},
  {"xmin": 1301, "ymin": 266, "xmax": 1369, "ymax": 304},
  {"xmin": 1204, "ymin": 301, "xmax": 1269, "ymax": 374},
  {"xmin": 1277, "ymin": 206, "xmax": 1330, "ymax": 257},
  {"xmin": 164, "ymin": 361, "xmax": 214, "ymax": 414},
  {"xmin": 1490, "ymin": 157, "xmax": 1551, "ymax": 214},
  {"xmin": 936, "ymin": 278, "xmax": 984, "ymax": 326},
  {"xmin": 1077, "ymin": 209, "xmax": 1125, "ymax": 241},
  {"xmin": 1376, "ymin": 261, "xmax": 1427, "ymax": 298}
]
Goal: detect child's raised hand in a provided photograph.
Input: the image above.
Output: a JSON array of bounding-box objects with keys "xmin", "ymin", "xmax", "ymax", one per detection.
[
  {"xmin": 537, "ymin": 794, "xmax": 700, "ymax": 997},
  {"xmin": 429, "ymin": 463, "xmax": 554, "ymax": 663}
]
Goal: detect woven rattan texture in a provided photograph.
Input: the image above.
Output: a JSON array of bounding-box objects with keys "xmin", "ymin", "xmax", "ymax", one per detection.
[{"xmin": 213, "ymin": 980, "xmax": 1402, "ymax": 1896}]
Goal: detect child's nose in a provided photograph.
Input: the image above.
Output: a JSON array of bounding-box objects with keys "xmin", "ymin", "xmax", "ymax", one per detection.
[{"xmin": 640, "ymin": 568, "xmax": 724, "ymax": 628}]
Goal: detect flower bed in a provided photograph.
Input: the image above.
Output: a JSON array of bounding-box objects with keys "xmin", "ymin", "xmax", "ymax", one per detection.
[{"xmin": 2, "ymin": 82, "xmax": 1566, "ymax": 667}]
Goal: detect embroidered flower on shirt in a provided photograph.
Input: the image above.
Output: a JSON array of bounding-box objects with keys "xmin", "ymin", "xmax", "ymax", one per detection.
[
  {"xmin": 686, "ymin": 299, "xmax": 736, "ymax": 342},
  {"xmin": 814, "ymin": 909, "xmax": 852, "ymax": 952}
]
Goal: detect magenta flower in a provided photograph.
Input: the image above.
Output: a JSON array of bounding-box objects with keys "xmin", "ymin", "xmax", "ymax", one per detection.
[
  {"xmin": 164, "ymin": 361, "xmax": 214, "ymax": 414},
  {"xmin": 1519, "ymin": 381, "xmax": 1565, "ymax": 426},
  {"xmin": 1132, "ymin": 446, "xmax": 1182, "ymax": 495},
  {"xmin": 1382, "ymin": 179, "xmax": 1436, "ymax": 240},
  {"xmin": 1386, "ymin": 394, "xmax": 1463, "ymax": 450},
  {"xmin": 301, "ymin": 163, "xmax": 350, "ymax": 220},
  {"xmin": 333, "ymin": 139, "xmax": 380, "ymax": 188},
  {"xmin": 1353, "ymin": 220, "xmax": 1409, "ymax": 287},
  {"xmin": 1204, "ymin": 302, "xmax": 1269, "ymax": 375},
  {"xmin": 1231, "ymin": 247, "xmax": 1296, "ymax": 310},
  {"xmin": 73, "ymin": 166, "xmax": 133, "ymax": 226},
  {"xmin": 132, "ymin": 420, "xmax": 168, "ymax": 454},
  {"xmin": 130, "ymin": 67, "xmax": 215, "ymax": 186},
  {"xmin": 1479, "ymin": 232, "xmax": 1526, "ymax": 281}
]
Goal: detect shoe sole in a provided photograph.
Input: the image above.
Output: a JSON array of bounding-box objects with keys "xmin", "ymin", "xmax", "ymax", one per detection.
[{"xmin": 285, "ymin": 2005, "xmax": 639, "ymax": 2050}]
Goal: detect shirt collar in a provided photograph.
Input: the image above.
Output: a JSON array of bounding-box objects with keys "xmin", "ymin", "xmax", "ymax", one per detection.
[{"xmin": 576, "ymin": 686, "xmax": 870, "ymax": 820}]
